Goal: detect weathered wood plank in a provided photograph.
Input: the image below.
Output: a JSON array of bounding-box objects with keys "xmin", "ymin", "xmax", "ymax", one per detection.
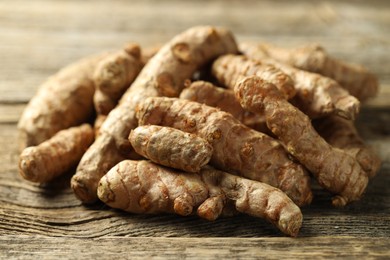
[
  {"xmin": 0, "ymin": 236, "xmax": 389, "ymax": 259},
  {"xmin": 0, "ymin": 0, "xmax": 389, "ymax": 102},
  {"xmin": 1, "ymin": 0, "xmax": 388, "ymax": 36},
  {"xmin": 0, "ymin": 104, "xmax": 25, "ymax": 124},
  {"xmin": 1, "ymin": 195, "xmax": 389, "ymax": 237}
]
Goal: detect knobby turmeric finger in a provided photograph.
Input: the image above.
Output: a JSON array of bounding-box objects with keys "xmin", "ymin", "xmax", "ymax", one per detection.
[
  {"xmin": 211, "ymin": 54, "xmax": 296, "ymax": 100},
  {"xmin": 98, "ymin": 160, "xmax": 303, "ymax": 237},
  {"xmin": 136, "ymin": 97, "xmax": 312, "ymax": 207},
  {"xmin": 93, "ymin": 43, "xmax": 143, "ymax": 115},
  {"xmin": 19, "ymin": 124, "xmax": 94, "ymax": 183},
  {"xmin": 129, "ymin": 125, "xmax": 213, "ymax": 173},
  {"xmin": 240, "ymin": 42, "xmax": 379, "ymax": 102},
  {"xmin": 213, "ymin": 54, "xmax": 360, "ymax": 120},
  {"xmin": 314, "ymin": 116, "xmax": 381, "ymax": 179},
  {"xmin": 72, "ymin": 26, "xmax": 238, "ymax": 203},
  {"xmin": 180, "ymin": 80, "xmax": 267, "ymax": 132},
  {"xmin": 234, "ymin": 75, "xmax": 369, "ymax": 207},
  {"xmin": 18, "ymin": 53, "xmax": 107, "ymax": 151}
]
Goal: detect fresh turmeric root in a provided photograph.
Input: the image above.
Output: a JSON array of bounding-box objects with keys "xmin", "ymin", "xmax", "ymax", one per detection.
[
  {"xmin": 18, "ymin": 43, "xmax": 144, "ymax": 152},
  {"xmin": 240, "ymin": 42, "xmax": 379, "ymax": 102},
  {"xmin": 18, "ymin": 53, "xmax": 107, "ymax": 151},
  {"xmin": 71, "ymin": 26, "xmax": 238, "ymax": 203},
  {"xmin": 16, "ymin": 25, "xmax": 382, "ymax": 237},
  {"xmin": 313, "ymin": 116, "xmax": 381, "ymax": 179},
  {"xmin": 234, "ymin": 76, "xmax": 369, "ymax": 207},
  {"xmin": 179, "ymin": 80, "xmax": 267, "ymax": 132},
  {"xmin": 93, "ymin": 114, "xmax": 107, "ymax": 137},
  {"xmin": 19, "ymin": 124, "xmax": 94, "ymax": 183},
  {"xmin": 136, "ymin": 97, "xmax": 312, "ymax": 207},
  {"xmin": 213, "ymin": 54, "xmax": 360, "ymax": 120},
  {"xmin": 97, "ymin": 160, "xmax": 303, "ymax": 237},
  {"xmin": 129, "ymin": 125, "xmax": 213, "ymax": 173},
  {"xmin": 211, "ymin": 54, "xmax": 296, "ymax": 100},
  {"xmin": 93, "ymin": 43, "xmax": 143, "ymax": 115}
]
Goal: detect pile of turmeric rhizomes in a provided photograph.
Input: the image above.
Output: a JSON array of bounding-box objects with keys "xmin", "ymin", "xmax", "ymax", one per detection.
[{"xmin": 18, "ymin": 26, "xmax": 381, "ymax": 237}]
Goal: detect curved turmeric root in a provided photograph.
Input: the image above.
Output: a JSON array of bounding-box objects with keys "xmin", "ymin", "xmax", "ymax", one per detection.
[
  {"xmin": 269, "ymin": 60, "xmax": 360, "ymax": 120},
  {"xmin": 211, "ymin": 54, "xmax": 296, "ymax": 100},
  {"xmin": 234, "ymin": 76, "xmax": 369, "ymax": 207},
  {"xmin": 19, "ymin": 124, "xmax": 94, "ymax": 183},
  {"xmin": 97, "ymin": 160, "xmax": 303, "ymax": 237},
  {"xmin": 314, "ymin": 116, "xmax": 381, "ymax": 179},
  {"xmin": 136, "ymin": 97, "xmax": 312, "ymax": 207},
  {"xmin": 93, "ymin": 114, "xmax": 107, "ymax": 137},
  {"xmin": 93, "ymin": 43, "xmax": 143, "ymax": 115},
  {"xmin": 180, "ymin": 80, "xmax": 267, "ymax": 132},
  {"xmin": 18, "ymin": 53, "xmax": 107, "ymax": 151},
  {"xmin": 129, "ymin": 125, "xmax": 213, "ymax": 173},
  {"xmin": 213, "ymin": 54, "xmax": 360, "ymax": 120},
  {"xmin": 72, "ymin": 26, "xmax": 238, "ymax": 203},
  {"xmin": 240, "ymin": 42, "xmax": 379, "ymax": 102}
]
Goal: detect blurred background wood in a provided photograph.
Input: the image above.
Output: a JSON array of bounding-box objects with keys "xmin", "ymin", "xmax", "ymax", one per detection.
[{"xmin": 0, "ymin": 0, "xmax": 389, "ymax": 258}]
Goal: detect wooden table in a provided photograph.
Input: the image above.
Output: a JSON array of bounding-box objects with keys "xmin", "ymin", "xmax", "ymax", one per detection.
[{"xmin": 1, "ymin": 0, "xmax": 389, "ymax": 258}]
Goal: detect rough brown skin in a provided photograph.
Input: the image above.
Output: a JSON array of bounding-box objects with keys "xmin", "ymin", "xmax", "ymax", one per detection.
[
  {"xmin": 211, "ymin": 54, "xmax": 296, "ymax": 100},
  {"xmin": 18, "ymin": 53, "xmax": 107, "ymax": 151},
  {"xmin": 275, "ymin": 60, "xmax": 360, "ymax": 120},
  {"xmin": 93, "ymin": 114, "xmax": 107, "ymax": 137},
  {"xmin": 129, "ymin": 125, "xmax": 213, "ymax": 173},
  {"xmin": 234, "ymin": 75, "xmax": 369, "ymax": 207},
  {"xmin": 136, "ymin": 97, "xmax": 312, "ymax": 207},
  {"xmin": 72, "ymin": 26, "xmax": 238, "ymax": 203},
  {"xmin": 19, "ymin": 124, "xmax": 94, "ymax": 183},
  {"xmin": 97, "ymin": 160, "xmax": 303, "ymax": 237},
  {"xmin": 213, "ymin": 54, "xmax": 360, "ymax": 120},
  {"xmin": 313, "ymin": 116, "xmax": 381, "ymax": 179},
  {"xmin": 93, "ymin": 43, "xmax": 143, "ymax": 115},
  {"xmin": 179, "ymin": 80, "xmax": 267, "ymax": 132},
  {"xmin": 240, "ymin": 42, "xmax": 379, "ymax": 102}
]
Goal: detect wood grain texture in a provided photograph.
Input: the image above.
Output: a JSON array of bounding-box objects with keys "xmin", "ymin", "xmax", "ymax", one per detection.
[
  {"xmin": 1, "ymin": 0, "xmax": 389, "ymax": 102},
  {"xmin": 1, "ymin": 236, "xmax": 389, "ymax": 259},
  {"xmin": 0, "ymin": 0, "xmax": 389, "ymax": 258}
]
